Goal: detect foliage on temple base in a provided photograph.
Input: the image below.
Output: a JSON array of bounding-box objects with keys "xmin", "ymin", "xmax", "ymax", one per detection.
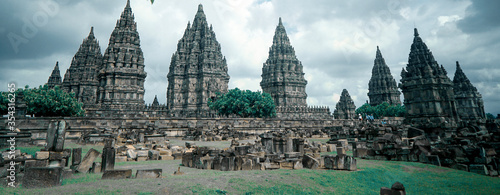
[
  {"xmin": 355, "ymin": 102, "xmax": 405, "ymax": 119},
  {"xmin": 208, "ymin": 88, "xmax": 276, "ymax": 118}
]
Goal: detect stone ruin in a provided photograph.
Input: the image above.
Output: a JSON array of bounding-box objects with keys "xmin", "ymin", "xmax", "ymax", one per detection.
[
  {"xmin": 182, "ymin": 126, "xmax": 257, "ymax": 141},
  {"xmin": 328, "ymin": 119, "xmax": 500, "ymax": 177},
  {"xmin": 181, "ymin": 130, "xmax": 357, "ymax": 172}
]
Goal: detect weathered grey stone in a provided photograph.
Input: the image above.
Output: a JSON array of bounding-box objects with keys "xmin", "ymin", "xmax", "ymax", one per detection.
[
  {"xmin": 368, "ymin": 46, "xmax": 401, "ymax": 106},
  {"xmin": 76, "ymin": 148, "xmax": 100, "ymax": 173},
  {"xmin": 135, "ymin": 169, "xmax": 162, "ymax": 179},
  {"xmin": 22, "ymin": 167, "xmax": 63, "ymax": 189},
  {"xmin": 72, "ymin": 148, "xmax": 82, "ymax": 166},
  {"xmin": 333, "ymin": 89, "xmax": 356, "ymax": 119},
  {"xmin": 24, "ymin": 160, "xmax": 49, "ymax": 168},
  {"xmin": 46, "ymin": 62, "xmax": 62, "ymax": 89},
  {"xmin": 453, "ymin": 61, "xmax": 485, "ymax": 121},
  {"xmin": 61, "ymin": 27, "xmax": 102, "ymax": 109},
  {"xmin": 302, "ymin": 154, "xmax": 319, "ymax": 169},
  {"xmin": 469, "ymin": 164, "xmax": 489, "ymax": 175},
  {"xmin": 221, "ymin": 157, "xmax": 235, "ymax": 171},
  {"xmin": 261, "ymin": 18, "xmax": 307, "ymax": 108},
  {"xmin": 102, "ymin": 147, "xmax": 115, "ymax": 172},
  {"xmin": 400, "ymin": 28, "xmax": 459, "ymax": 129},
  {"xmin": 92, "ymin": 162, "xmax": 102, "ymax": 173},
  {"xmin": 101, "ymin": 169, "xmax": 132, "ymax": 180},
  {"xmin": 148, "ymin": 150, "xmax": 160, "ymax": 160},
  {"xmin": 36, "ymin": 151, "xmax": 50, "ymax": 160},
  {"xmin": 166, "ymin": 4, "xmax": 229, "ymax": 117}
]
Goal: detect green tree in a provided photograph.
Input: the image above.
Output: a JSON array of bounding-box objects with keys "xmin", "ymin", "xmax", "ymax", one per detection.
[
  {"xmin": 208, "ymin": 88, "xmax": 276, "ymax": 118},
  {"xmin": 1, "ymin": 85, "xmax": 84, "ymax": 117},
  {"xmin": 486, "ymin": 113, "xmax": 496, "ymax": 120},
  {"xmin": 356, "ymin": 102, "xmax": 406, "ymax": 119}
]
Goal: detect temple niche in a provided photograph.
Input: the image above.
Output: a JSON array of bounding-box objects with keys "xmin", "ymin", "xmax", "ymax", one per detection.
[
  {"xmin": 62, "ymin": 27, "xmax": 102, "ymax": 109},
  {"xmin": 399, "ymin": 28, "xmax": 459, "ymax": 132},
  {"xmin": 96, "ymin": 0, "xmax": 147, "ymax": 110},
  {"xmin": 453, "ymin": 61, "xmax": 486, "ymax": 122},
  {"xmin": 333, "ymin": 89, "xmax": 356, "ymax": 120},
  {"xmin": 47, "ymin": 62, "xmax": 62, "ymax": 89},
  {"xmin": 166, "ymin": 4, "xmax": 230, "ymax": 117},
  {"xmin": 368, "ymin": 46, "xmax": 401, "ymax": 106}
]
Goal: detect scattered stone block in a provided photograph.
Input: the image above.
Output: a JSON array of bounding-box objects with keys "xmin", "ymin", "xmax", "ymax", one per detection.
[
  {"xmin": 136, "ymin": 169, "xmax": 162, "ymax": 179},
  {"xmin": 148, "ymin": 150, "xmax": 160, "ymax": 160},
  {"xmin": 469, "ymin": 164, "xmax": 489, "ymax": 175},
  {"xmin": 221, "ymin": 157, "xmax": 235, "ymax": 171},
  {"xmin": 36, "ymin": 151, "xmax": 50, "ymax": 160},
  {"xmin": 24, "ymin": 160, "xmax": 48, "ymax": 168},
  {"xmin": 426, "ymin": 155, "xmax": 441, "ymax": 166},
  {"xmin": 185, "ymin": 141, "xmax": 196, "ymax": 148},
  {"xmin": 22, "ymin": 167, "xmax": 63, "ymax": 189},
  {"xmin": 336, "ymin": 147, "xmax": 346, "ymax": 156},
  {"xmin": 92, "ymin": 162, "xmax": 102, "ymax": 173},
  {"xmin": 160, "ymin": 155, "xmax": 174, "ymax": 160},
  {"xmin": 115, "ymin": 156, "xmax": 127, "ymax": 163},
  {"xmin": 326, "ymin": 144, "xmax": 335, "ymax": 152},
  {"xmin": 102, "ymin": 147, "xmax": 115, "ymax": 172},
  {"xmin": 76, "ymin": 148, "xmax": 101, "ymax": 173},
  {"xmin": 302, "ymin": 154, "xmax": 319, "ymax": 169},
  {"xmin": 242, "ymin": 159, "xmax": 253, "ymax": 170},
  {"xmin": 101, "ymin": 169, "xmax": 132, "ymax": 179},
  {"xmin": 136, "ymin": 150, "xmax": 148, "ymax": 157},
  {"xmin": 137, "ymin": 156, "xmax": 148, "ymax": 161},
  {"xmin": 72, "ymin": 148, "xmax": 82, "ymax": 166},
  {"xmin": 127, "ymin": 150, "xmax": 137, "ymax": 159}
]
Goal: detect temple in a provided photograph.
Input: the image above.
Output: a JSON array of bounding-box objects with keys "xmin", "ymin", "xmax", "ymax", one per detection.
[
  {"xmin": 333, "ymin": 89, "xmax": 356, "ymax": 119},
  {"xmin": 166, "ymin": 4, "xmax": 230, "ymax": 117},
  {"xmin": 368, "ymin": 46, "xmax": 401, "ymax": 106},
  {"xmin": 47, "ymin": 61, "xmax": 62, "ymax": 89},
  {"xmin": 97, "ymin": 0, "xmax": 147, "ymax": 110},
  {"xmin": 62, "ymin": 27, "xmax": 102, "ymax": 109},
  {"xmin": 453, "ymin": 61, "xmax": 486, "ymax": 122},
  {"xmin": 399, "ymin": 28, "xmax": 459, "ymax": 131}
]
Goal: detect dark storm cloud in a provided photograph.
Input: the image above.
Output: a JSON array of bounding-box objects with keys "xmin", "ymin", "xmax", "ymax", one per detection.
[{"xmin": 457, "ymin": 0, "xmax": 500, "ymax": 33}]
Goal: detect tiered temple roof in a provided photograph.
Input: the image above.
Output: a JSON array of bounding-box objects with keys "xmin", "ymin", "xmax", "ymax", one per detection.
[
  {"xmin": 47, "ymin": 61, "xmax": 62, "ymax": 89},
  {"xmin": 333, "ymin": 89, "xmax": 356, "ymax": 119},
  {"xmin": 400, "ymin": 28, "xmax": 459, "ymax": 130},
  {"xmin": 260, "ymin": 18, "xmax": 308, "ymax": 107},
  {"xmin": 166, "ymin": 4, "xmax": 230, "ymax": 117},
  {"xmin": 453, "ymin": 61, "xmax": 485, "ymax": 121},
  {"xmin": 97, "ymin": 0, "xmax": 147, "ymax": 110},
  {"xmin": 368, "ymin": 46, "xmax": 401, "ymax": 106},
  {"xmin": 62, "ymin": 27, "xmax": 102, "ymax": 108}
]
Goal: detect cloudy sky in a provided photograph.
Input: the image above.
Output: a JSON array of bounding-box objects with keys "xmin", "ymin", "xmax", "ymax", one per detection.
[{"xmin": 1, "ymin": 0, "xmax": 499, "ymax": 115}]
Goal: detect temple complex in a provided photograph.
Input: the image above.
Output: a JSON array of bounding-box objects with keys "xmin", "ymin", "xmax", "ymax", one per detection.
[
  {"xmin": 333, "ymin": 89, "xmax": 356, "ymax": 119},
  {"xmin": 400, "ymin": 28, "xmax": 459, "ymax": 131},
  {"xmin": 47, "ymin": 61, "xmax": 62, "ymax": 89},
  {"xmin": 453, "ymin": 61, "xmax": 486, "ymax": 122},
  {"xmin": 368, "ymin": 46, "xmax": 401, "ymax": 106},
  {"xmin": 62, "ymin": 27, "xmax": 102, "ymax": 109},
  {"xmin": 260, "ymin": 18, "xmax": 308, "ymax": 107},
  {"xmin": 166, "ymin": 4, "xmax": 230, "ymax": 117},
  {"xmin": 96, "ymin": 0, "xmax": 147, "ymax": 110}
]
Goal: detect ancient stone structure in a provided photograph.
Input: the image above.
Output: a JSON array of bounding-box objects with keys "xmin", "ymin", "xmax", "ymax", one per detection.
[
  {"xmin": 62, "ymin": 27, "xmax": 102, "ymax": 109},
  {"xmin": 261, "ymin": 18, "xmax": 308, "ymax": 107},
  {"xmin": 151, "ymin": 95, "xmax": 159, "ymax": 107},
  {"xmin": 400, "ymin": 28, "xmax": 459, "ymax": 131},
  {"xmin": 333, "ymin": 89, "xmax": 356, "ymax": 119},
  {"xmin": 97, "ymin": 0, "xmax": 147, "ymax": 110},
  {"xmin": 453, "ymin": 61, "xmax": 486, "ymax": 122},
  {"xmin": 368, "ymin": 46, "xmax": 401, "ymax": 106},
  {"xmin": 166, "ymin": 4, "xmax": 230, "ymax": 117},
  {"xmin": 47, "ymin": 62, "xmax": 62, "ymax": 89}
]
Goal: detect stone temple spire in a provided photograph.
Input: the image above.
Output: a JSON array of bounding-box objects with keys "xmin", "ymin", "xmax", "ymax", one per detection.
[
  {"xmin": 62, "ymin": 26, "xmax": 102, "ymax": 109},
  {"xmin": 400, "ymin": 28, "xmax": 459, "ymax": 130},
  {"xmin": 453, "ymin": 61, "xmax": 485, "ymax": 121},
  {"xmin": 166, "ymin": 4, "xmax": 230, "ymax": 117},
  {"xmin": 97, "ymin": 0, "xmax": 147, "ymax": 110},
  {"xmin": 47, "ymin": 61, "xmax": 62, "ymax": 89},
  {"xmin": 333, "ymin": 89, "xmax": 356, "ymax": 119},
  {"xmin": 368, "ymin": 46, "xmax": 401, "ymax": 106},
  {"xmin": 152, "ymin": 95, "xmax": 159, "ymax": 107},
  {"xmin": 260, "ymin": 17, "xmax": 308, "ymax": 107}
]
